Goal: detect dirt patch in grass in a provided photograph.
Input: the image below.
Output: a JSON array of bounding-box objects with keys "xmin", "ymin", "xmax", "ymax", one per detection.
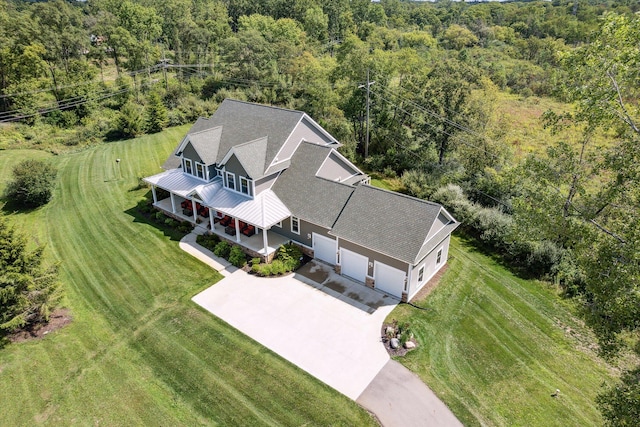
[{"xmin": 9, "ymin": 308, "xmax": 72, "ymax": 343}]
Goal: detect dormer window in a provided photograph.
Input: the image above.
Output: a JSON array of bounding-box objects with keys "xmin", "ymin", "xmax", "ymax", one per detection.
[
  {"xmin": 184, "ymin": 158, "xmax": 193, "ymax": 175},
  {"xmin": 240, "ymin": 177, "xmax": 249, "ymax": 195},
  {"xmin": 196, "ymin": 163, "xmax": 204, "ymax": 179},
  {"xmin": 226, "ymin": 172, "xmax": 236, "ymax": 190}
]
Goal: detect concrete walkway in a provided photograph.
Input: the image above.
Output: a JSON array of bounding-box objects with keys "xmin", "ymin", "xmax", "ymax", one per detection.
[
  {"xmin": 358, "ymin": 360, "xmax": 463, "ymax": 427},
  {"xmin": 182, "ymin": 233, "xmax": 463, "ymax": 426}
]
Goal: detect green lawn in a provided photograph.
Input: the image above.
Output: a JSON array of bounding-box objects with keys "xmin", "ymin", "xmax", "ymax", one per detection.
[
  {"xmin": 0, "ymin": 128, "xmax": 374, "ymax": 426},
  {"xmin": 388, "ymin": 236, "xmax": 613, "ymax": 426}
]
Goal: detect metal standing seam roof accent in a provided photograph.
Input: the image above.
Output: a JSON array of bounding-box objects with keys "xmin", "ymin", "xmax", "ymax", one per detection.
[
  {"xmin": 143, "ymin": 169, "xmax": 204, "ymax": 197},
  {"xmin": 144, "ymin": 170, "xmax": 289, "ymax": 229},
  {"xmin": 329, "ymin": 185, "xmax": 456, "ymax": 264}
]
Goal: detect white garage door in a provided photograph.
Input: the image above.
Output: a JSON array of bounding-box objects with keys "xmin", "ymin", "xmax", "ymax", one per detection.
[
  {"xmin": 313, "ymin": 233, "xmax": 336, "ymax": 265},
  {"xmin": 374, "ymin": 262, "xmax": 406, "ymax": 298},
  {"xmin": 340, "ymin": 249, "xmax": 368, "ymax": 283}
]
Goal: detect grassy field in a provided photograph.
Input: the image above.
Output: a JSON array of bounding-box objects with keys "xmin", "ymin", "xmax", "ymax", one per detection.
[
  {"xmin": 0, "ymin": 128, "xmax": 374, "ymax": 426},
  {"xmin": 388, "ymin": 236, "xmax": 613, "ymax": 426}
]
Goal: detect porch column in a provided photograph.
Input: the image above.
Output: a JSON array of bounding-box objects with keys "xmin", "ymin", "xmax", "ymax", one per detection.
[
  {"xmin": 262, "ymin": 227, "xmax": 269, "ymax": 254},
  {"xmin": 209, "ymin": 209, "xmax": 215, "ymax": 230},
  {"xmin": 151, "ymin": 186, "xmax": 157, "ymax": 204},
  {"xmin": 191, "ymin": 200, "xmax": 197, "ymax": 222},
  {"xmin": 234, "ymin": 218, "xmax": 241, "ymax": 243},
  {"xmin": 169, "ymin": 193, "xmax": 176, "ymax": 213}
]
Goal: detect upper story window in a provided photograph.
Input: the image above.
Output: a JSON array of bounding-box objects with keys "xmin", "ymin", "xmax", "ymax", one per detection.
[
  {"xmin": 226, "ymin": 172, "xmax": 236, "ymax": 191},
  {"xmin": 240, "ymin": 177, "xmax": 250, "ymax": 195},
  {"xmin": 436, "ymin": 248, "xmax": 443, "ymax": 265},
  {"xmin": 196, "ymin": 163, "xmax": 204, "ymax": 179},
  {"xmin": 184, "ymin": 158, "xmax": 193, "ymax": 175}
]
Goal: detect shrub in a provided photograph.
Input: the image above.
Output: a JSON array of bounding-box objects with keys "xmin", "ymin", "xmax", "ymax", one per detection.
[
  {"xmin": 251, "ymin": 257, "xmax": 261, "ymax": 266},
  {"xmin": 229, "ymin": 245, "xmax": 247, "ymax": 268},
  {"xmin": 155, "ymin": 211, "xmax": 165, "ymax": 221},
  {"xmin": 276, "ymin": 243, "xmax": 302, "ymax": 271},
  {"xmin": 213, "ymin": 241, "xmax": 231, "ymax": 258},
  {"xmin": 4, "ymin": 159, "xmax": 57, "ymax": 208},
  {"xmin": 196, "ymin": 233, "xmax": 219, "ymax": 251}
]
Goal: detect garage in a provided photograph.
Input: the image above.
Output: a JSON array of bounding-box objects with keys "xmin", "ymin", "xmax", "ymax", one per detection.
[
  {"xmin": 313, "ymin": 233, "xmax": 337, "ymax": 265},
  {"xmin": 340, "ymin": 249, "xmax": 368, "ymax": 283},
  {"xmin": 374, "ymin": 262, "xmax": 406, "ymax": 298}
]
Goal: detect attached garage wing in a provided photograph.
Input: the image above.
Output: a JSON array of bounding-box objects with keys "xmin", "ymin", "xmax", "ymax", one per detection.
[
  {"xmin": 340, "ymin": 249, "xmax": 368, "ymax": 283},
  {"xmin": 313, "ymin": 233, "xmax": 337, "ymax": 265},
  {"xmin": 374, "ymin": 262, "xmax": 405, "ymax": 298}
]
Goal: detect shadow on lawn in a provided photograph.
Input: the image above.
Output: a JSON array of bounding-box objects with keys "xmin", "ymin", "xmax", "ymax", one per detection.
[{"xmin": 124, "ymin": 193, "xmax": 191, "ymax": 242}]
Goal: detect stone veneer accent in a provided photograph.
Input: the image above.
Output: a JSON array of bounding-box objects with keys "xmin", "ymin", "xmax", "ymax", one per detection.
[
  {"xmin": 365, "ymin": 277, "xmax": 375, "ymax": 288},
  {"xmin": 334, "ymin": 264, "xmax": 341, "ymax": 274},
  {"xmin": 401, "ymin": 292, "xmax": 408, "ymax": 303}
]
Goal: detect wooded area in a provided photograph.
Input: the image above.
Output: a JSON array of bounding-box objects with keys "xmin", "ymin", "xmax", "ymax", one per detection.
[{"xmin": 1, "ymin": 0, "xmax": 638, "ymax": 423}]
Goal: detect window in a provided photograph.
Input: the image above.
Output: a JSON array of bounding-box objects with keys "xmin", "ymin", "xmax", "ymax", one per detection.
[
  {"xmin": 291, "ymin": 216, "xmax": 300, "ymax": 234},
  {"xmin": 184, "ymin": 158, "xmax": 193, "ymax": 175},
  {"xmin": 240, "ymin": 177, "xmax": 250, "ymax": 195},
  {"xmin": 436, "ymin": 248, "xmax": 442, "ymax": 265},
  {"xmin": 418, "ymin": 265, "xmax": 425, "ymax": 283},
  {"xmin": 196, "ymin": 163, "xmax": 204, "ymax": 179},
  {"xmin": 226, "ymin": 172, "xmax": 235, "ymax": 190},
  {"xmin": 275, "ymin": 221, "xmax": 282, "ymax": 228}
]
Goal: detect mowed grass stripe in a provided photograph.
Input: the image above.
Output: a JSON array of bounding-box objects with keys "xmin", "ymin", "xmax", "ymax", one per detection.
[
  {"xmin": 0, "ymin": 133, "xmax": 374, "ymax": 426},
  {"xmin": 390, "ymin": 236, "xmax": 611, "ymax": 426}
]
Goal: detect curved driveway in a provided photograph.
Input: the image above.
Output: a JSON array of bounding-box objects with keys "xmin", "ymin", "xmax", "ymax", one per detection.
[{"xmin": 186, "ymin": 234, "xmax": 462, "ymax": 426}]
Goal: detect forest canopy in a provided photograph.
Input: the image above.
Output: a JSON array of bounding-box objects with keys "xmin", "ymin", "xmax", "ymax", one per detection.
[{"xmin": 0, "ymin": 0, "xmax": 638, "ymax": 423}]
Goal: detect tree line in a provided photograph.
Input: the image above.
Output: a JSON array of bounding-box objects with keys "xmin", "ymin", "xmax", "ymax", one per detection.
[{"xmin": 0, "ymin": 0, "xmax": 638, "ymax": 423}]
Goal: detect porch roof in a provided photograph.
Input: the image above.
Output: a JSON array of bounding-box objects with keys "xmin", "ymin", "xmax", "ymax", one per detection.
[
  {"xmin": 144, "ymin": 169, "xmax": 203, "ymax": 197},
  {"xmin": 145, "ymin": 170, "xmax": 290, "ymax": 229}
]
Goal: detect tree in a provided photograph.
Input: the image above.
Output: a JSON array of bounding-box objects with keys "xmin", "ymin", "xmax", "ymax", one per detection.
[
  {"xmin": 116, "ymin": 101, "xmax": 145, "ymax": 138},
  {"xmin": 145, "ymin": 91, "xmax": 168, "ymax": 133},
  {"xmin": 4, "ymin": 160, "xmax": 57, "ymax": 208},
  {"xmin": 0, "ymin": 218, "xmax": 61, "ymax": 336}
]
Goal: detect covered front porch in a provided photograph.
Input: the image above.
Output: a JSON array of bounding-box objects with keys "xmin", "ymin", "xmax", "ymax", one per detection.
[{"xmin": 154, "ymin": 195, "xmax": 289, "ymax": 261}]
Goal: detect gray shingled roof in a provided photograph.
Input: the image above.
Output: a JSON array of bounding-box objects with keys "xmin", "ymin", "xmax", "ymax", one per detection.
[
  {"xmin": 272, "ymin": 142, "xmax": 355, "ymax": 229},
  {"xmin": 209, "ymin": 99, "xmax": 303, "ymax": 173},
  {"xmin": 164, "ymin": 100, "xmax": 304, "ymax": 175},
  {"xmin": 330, "ymin": 185, "xmax": 458, "ymax": 264},
  {"xmin": 162, "ymin": 117, "xmax": 216, "ymax": 170},
  {"xmin": 230, "ymin": 137, "xmax": 269, "ymax": 179},
  {"xmin": 185, "ymin": 127, "xmax": 223, "ymax": 165}
]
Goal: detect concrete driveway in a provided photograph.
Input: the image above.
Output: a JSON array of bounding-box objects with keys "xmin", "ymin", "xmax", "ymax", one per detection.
[{"xmin": 192, "ymin": 261, "xmax": 397, "ymax": 400}]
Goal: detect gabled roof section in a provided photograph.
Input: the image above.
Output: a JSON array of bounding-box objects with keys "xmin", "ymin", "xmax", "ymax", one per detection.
[
  {"xmin": 180, "ymin": 126, "xmax": 223, "ymax": 165},
  {"xmin": 209, "ymin": 99, "xmax": 304, "ymax": 170},
  {"xmin": 220, "ymin": 137, "xmax": 269, "ymax": 179},
  {"xmin": 163, "ymin": 99, "xmax": 305, "ymax": 173},
  {"xmin": 330, "ymin": 185, "xmax": 459, "ymax": 264},
  {"xmin": 272, "ymin": 142, "xmax": 355, "ymax": 229},
  {"xmin": 162, "ymin": 117, "xmax": 220, "ymax": 170}
]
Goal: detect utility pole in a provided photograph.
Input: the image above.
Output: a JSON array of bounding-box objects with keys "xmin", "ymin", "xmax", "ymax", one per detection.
[
  {"xmin": 162, "ymin": 47, "xmax": 168, "ymax": 90},
  {"xmin": 358, "ymin": 69, "xmax": 375, "ymax": 159}
]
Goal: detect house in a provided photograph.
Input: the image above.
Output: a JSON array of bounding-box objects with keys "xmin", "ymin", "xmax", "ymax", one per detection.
[{"xmin": 144, "ymin": 99, "xmax": 459, "ymax": 301}]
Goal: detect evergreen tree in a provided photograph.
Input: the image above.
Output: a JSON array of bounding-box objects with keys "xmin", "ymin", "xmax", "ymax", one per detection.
[
  {"xmin": 145, "ymin": 91, "xmax": 168, "ymax": 133},
  {"xmin": 0, "ymin": 218, "xmax": 61, "ymax": 336}
]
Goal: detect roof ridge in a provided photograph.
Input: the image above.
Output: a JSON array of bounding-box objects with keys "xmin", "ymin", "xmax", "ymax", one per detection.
[
  {"xmin": 223, "ymin": 98, "xmax": 305, "ymax": 115},
  {"xmin": 313, "ymin": 175, "xmax": 358, "ymax": 189},
  {"xmin": 360, "ymin": 184, "xmax": 443, "ymax": 208},
  {"xmin": 233, "ymin": 135, "xmax": 269, "ymax": 149},
  {"xmin": 188, "ymin": 124, "xmax": 222, "ymax": 137}
]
